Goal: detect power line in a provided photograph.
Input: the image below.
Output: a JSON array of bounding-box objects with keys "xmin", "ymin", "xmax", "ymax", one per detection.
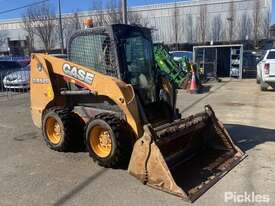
[{"xmin": 0, "ymin": 0, "xmax": 50, "ymax": 15}]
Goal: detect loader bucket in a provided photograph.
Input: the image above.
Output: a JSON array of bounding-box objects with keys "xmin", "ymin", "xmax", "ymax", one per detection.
[{"xmin": 128, "ymin": 105, "xmax": 246, "ymax": 202}]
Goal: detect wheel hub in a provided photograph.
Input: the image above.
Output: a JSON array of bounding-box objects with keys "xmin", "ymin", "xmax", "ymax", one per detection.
[
  {"xmin": 90, "ymin": 126, "xmax": 112, "ymax": 158},
  {"xmin": 46, "ymin": 117, "xmax": 62, "ymax": 145}
]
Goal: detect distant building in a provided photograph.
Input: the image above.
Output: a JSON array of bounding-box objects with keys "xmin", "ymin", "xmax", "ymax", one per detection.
[
  {"xmin": 270, "ymin": 24, "xmax": 275, "ymax": 48},
  {"xmin": 0, "ymin": 0, "xmax": 272, "ymax": 55}
]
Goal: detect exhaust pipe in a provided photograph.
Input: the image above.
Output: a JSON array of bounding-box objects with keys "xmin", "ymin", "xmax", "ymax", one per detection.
[{"xmin": 128, "ymin": 105, "xmax": 246, "ymax": 202}]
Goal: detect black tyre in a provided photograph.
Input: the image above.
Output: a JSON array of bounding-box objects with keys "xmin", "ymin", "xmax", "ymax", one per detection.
[
  {"xmin": 271, "ymin": 83, "xmax": 275, "ymax": 90},
  {"xmin": 85, "ymin": 113, "xmax": 132, "ymax": 168},
  {"xmin": 256, "ymin": 76, "xmax": 260, "ymax": 84},
  {"xmin": 42, "ymin": 108, "xmax": 84, "ymax": 152},
  {"xmin": 260, "ymin": 79, "xmax": 268, "ymax": 91}
]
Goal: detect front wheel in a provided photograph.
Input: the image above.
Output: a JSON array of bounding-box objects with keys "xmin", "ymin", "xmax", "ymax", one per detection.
[{"xmin": 85, "ymin": 113, "xmax": 132, "ymax": 168}]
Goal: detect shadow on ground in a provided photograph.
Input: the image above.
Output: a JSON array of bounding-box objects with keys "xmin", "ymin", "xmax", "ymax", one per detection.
[
  {"xmin": 225, "ymin": 124, "xmax": 275, "ymax": 151},
  {"xmin": 13, "ymin": 132, "xmax": 39, "ymax": 141},
  {"xmin": 53, "ymin": 168, "xmax": 108, "ymax": 206},
  {"xmin": 49, "ymin": 124, "xmax": 274, "ymax": 205},
  {"xmin": 263, "ymin": 88, "xmax": 275, "ymax": 92},
  {"xmin": 198, "ymin": 85, "xmax": 211, "ymax": 94}
]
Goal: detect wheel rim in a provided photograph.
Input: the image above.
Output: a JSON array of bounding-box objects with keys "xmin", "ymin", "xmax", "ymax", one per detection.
[
  {"xmin": 89, "ymin": 126, "xmax": 112, "ymax": 158},
  {"xmin": 46, "ymin": 117, "xmax": 62, "ymax": 144}
]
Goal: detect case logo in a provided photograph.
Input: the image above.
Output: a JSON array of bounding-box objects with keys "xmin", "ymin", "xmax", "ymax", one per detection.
[{"xmin": 63, "ymin": 63, "xmax": 95, "ymax": 85}]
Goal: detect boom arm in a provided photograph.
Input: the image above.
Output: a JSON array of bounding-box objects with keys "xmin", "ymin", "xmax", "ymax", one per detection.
[{"xmin": 154, "ymin": 44, "xmax": 187, "ymax": 88}]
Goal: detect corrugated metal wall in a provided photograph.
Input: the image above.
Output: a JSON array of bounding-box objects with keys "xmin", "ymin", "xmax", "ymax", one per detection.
[{"xmin": 0, "ymin": 0, "xmax": 272, "ymax": 51}]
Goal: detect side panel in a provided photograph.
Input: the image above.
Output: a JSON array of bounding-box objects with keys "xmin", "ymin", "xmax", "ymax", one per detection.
[
  {"xmin": 30, "ymin": 55, "xmax": 56, "ymax": 128},
  {"xmin": 30, "ymin": 53, "xmax": 142, "ymax": 137}
]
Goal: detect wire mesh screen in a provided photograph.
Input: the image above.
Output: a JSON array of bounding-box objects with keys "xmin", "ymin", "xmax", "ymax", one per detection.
[
  {"xmin": 194, "ymin": 48, "xmax": 217, "ymax": 79},
  {"xmin": 68, "ymin": 31, "xmax": 118, "ymax": 78}
]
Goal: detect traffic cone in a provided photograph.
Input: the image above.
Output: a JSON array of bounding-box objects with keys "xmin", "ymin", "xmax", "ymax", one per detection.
[{"xmin": 189, "ymin": 65, "xmax": 198, "ymax": 94}]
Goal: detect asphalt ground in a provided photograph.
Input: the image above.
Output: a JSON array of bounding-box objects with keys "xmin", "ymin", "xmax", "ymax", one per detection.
[{"xmin": 0, "ymin": 78, "xmax": 274, "ymax": 206}]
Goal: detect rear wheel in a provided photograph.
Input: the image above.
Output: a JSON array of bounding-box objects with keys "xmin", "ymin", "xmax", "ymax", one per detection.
[
  {"xmin": 260, "ymin": 79, "xmax": 268, "ymax": 91},
  {"xmin": 86, "ymin": 113, "xmax": 132, "ymax": 168},
  {"xmin": 42, "ymin": 108, "xmax": 84, "ymax": 152},
  {"xmin": 270, "ymin": 83, "xmax": 275, "ymax": 90},
  {"xmin": 256, "ymin": 75, "xmax": 260, "ymax": 84}
]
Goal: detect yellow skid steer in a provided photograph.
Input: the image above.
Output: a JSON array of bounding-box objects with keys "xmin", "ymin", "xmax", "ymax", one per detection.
[{"xmin": 30, "ymin": 24, "xmax": 246, "ymax": 202}]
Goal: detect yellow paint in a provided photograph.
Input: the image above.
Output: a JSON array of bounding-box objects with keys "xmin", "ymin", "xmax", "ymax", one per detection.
[
  {"xmin": 30, "ymin": 53, "xmax": 143, "ymax": 138},
  {"xmin": 47, "ymin": 87, "xmax": 53, "ymax": 99},
  {"xmin": 45, "ymin": 117, "xmax": 62, "ymax": 144},
  {"xmin": 89, "ymin": 126, "xmax": 112, "ymax": 158}
]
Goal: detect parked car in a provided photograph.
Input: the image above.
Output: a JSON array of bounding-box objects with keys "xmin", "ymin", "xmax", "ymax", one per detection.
[
  {"xmin": 0, "ymin": 60, "xmax": 30, "ymax": 89},
  {"xmin": 0, "ymin": 60, "xmax": 28, "ymax": 76},
  {"xmin": 2, "ymin": 68, "xmax": 30, "ymax": 89},
  {"xmin": 257, "ymin": 49, "xmax": 275, "ymax": 91},
  {"xmin": 169, "ymin": 51, "xmax": 193, "ymax": 62}
]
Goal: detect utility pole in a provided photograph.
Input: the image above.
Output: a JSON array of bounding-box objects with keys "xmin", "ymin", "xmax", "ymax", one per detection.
[
  {"xmin": 122, "ymin": 0, "xmax": 127, "ymax": 24},
  {"xmin": 58, "ymin": 0, "xmax": 64, "ymax": 54}
]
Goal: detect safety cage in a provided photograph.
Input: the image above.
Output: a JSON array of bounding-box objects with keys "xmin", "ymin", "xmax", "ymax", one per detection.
[{"xmin": 68, "ymin": 27, "xmax": 120, "ymax": 78}]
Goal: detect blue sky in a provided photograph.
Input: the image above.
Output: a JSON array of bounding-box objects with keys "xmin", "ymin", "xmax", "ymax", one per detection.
[
  {"xmin": 0, "ymin": 0, "xmax": 184, "ymax": 19},
  {"xmin": 0, "ymin": 0, "xmax": 274, "ymax": 23},
  {"xmin": 272, "ymin": 0, "xmax": 275, "ymax": 23}
]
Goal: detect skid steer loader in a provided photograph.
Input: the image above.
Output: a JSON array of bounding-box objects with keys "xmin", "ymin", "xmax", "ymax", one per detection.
[{"xmin": 30, "ymin": 24, "xmax": 246, "ymax": 202}]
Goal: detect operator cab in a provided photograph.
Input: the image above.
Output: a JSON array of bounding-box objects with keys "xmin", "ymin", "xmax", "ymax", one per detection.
[{"xmin": 68, "ymin": 24, "xmax": 174, "ymax": 124}]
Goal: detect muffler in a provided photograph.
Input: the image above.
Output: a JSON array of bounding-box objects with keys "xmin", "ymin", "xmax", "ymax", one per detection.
[{"xmin": 128, "ymin": 105, "xmax": 246, "ymax": 202}]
